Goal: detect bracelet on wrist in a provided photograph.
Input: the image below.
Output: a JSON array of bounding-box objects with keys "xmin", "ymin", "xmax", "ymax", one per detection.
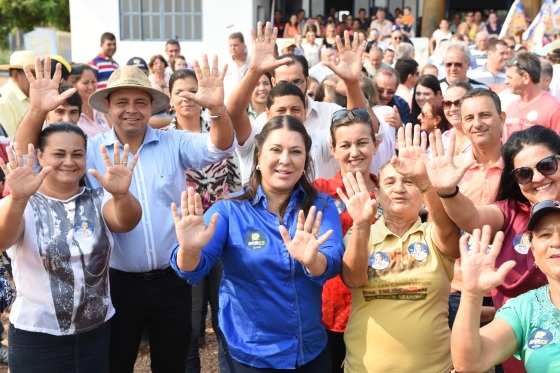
[{"xmin": 437, "ymin": 185, "xmax": 459, "ymax": 199}]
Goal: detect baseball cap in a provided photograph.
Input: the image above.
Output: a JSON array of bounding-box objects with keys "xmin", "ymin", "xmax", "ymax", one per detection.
[
  {"xmin": 528, "ymin": 200, "xmax": 560, "ymax": 230},
  {"xmin": 126, "ymin": 57, "xmax": 149, "ymax": 73}
]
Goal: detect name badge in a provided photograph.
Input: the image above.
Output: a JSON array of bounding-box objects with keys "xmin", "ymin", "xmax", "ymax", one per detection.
[
  {"xmin": 245, "ymin": 230, "xmax": 267, "ymax": 250},
  {"xmin": 407, "ymin": 242, "xmax": 429, "ymax": 262},
  {"xmin": 513, "ymin": 233, "xmax": 530, "ymax": 255}
]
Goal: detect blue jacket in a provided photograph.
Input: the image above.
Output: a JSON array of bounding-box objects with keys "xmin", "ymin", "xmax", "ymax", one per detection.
[{"xmin": 170, "ymin": 185, "xmax": 343, "ymax": 369}]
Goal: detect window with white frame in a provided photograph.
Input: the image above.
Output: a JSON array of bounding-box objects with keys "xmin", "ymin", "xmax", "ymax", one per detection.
[{"xmin": 120, "ymin": 0, "xmax": 202, "ymax": 41}]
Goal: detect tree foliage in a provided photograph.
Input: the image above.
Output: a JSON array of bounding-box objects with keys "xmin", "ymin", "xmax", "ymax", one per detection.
[{"xmin": 0, "ymin": 0, "xmax": 70, "ymax": 42}]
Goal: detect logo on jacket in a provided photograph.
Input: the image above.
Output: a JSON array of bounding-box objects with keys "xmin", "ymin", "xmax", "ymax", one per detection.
[
  {"xmin": 245, "ymin": 230, "xmax": 267, "ymax": 250},
  {"xmin": 528, "ymin": 328, "xmax": 553, "ymax": 350}
]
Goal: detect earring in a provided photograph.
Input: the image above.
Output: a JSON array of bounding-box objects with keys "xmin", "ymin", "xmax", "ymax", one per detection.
[{"xmin": 256, "ymin": 165, "xmax": 260, "ymax": 170}]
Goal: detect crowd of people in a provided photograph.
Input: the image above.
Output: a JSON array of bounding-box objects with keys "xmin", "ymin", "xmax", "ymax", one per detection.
[{"xmin": 0, "ymin": 5, "xmax": 558, "ymax": 373}]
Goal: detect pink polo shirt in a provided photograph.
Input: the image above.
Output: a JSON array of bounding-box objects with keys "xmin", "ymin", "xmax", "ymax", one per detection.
[
  {"xmin": 459, "ymin": 156, "xmax": 503, "ymax": 205},
  {"xmin": 503, "ymin": 91, "xmax": 560, "ymax": 141}
]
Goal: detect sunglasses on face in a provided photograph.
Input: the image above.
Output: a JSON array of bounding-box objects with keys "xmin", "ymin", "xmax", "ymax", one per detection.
[
  {"xmin": 445, "ymin": 62, "xmax": 463, "ymax": 68},
  {"xmin": 511, "ymin": 155, "xmax": 560, "ymax": 185},
  {"xmin": 443, "ymin": 99, "xmax": 461, "ymax": 108},
  {"xmin": 331, "ymin": 108, "xmax": 371, "ymax": 126},
  {"xmin": 393, "ymin": 36, "xmax": 402, "ymax": 40}
]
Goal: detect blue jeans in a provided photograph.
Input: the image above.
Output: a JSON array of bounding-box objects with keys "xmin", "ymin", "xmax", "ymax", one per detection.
[{"xmin": 8, "ymin": 322, "xmax": 110, "ymax": 373}]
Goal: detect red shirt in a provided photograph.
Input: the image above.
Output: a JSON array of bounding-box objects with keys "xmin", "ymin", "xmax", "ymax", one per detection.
[
  {"xmin": 313, "ymin": 172, "xmax": 378, "ymax": 332},
  {"xmin": 493, "ymin": 200, "xmax": 548, "ymax": 309}
]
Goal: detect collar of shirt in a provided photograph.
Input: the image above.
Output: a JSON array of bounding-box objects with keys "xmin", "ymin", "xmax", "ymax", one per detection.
[
  {"xmin": 4, "ymin": 79, "xmax": 28, "ymax": 102},
  {"xmin": 100, "ymin": 125, "xmax": 159, "ymax": 148},
  {"xmin": 251, "ymin": 183, "xmax": 305, "ymax": 212},
  {"xmin": 370, "ymin": 216, "xmax": 423, "ymax": 245},
  {"xmin": 467, "ymin": 154, "xmax": 504, "ymax": 172},
  {"xmin": 306, "ymin": 97, "xmax": 321, "ymax": 121}
]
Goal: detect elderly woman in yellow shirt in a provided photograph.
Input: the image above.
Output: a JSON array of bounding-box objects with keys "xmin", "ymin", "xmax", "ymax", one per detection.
[{"xmin": 339, "ymin": 124, "xmax": 460, "ymax": 373}]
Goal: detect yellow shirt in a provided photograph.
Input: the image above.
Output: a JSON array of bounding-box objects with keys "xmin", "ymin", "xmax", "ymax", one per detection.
[
  {"xmin": 344, "ymin": 218, "xmax": 454, "ymax": 373},
  {"xmin": 0, "ymin": 79, "xmax": 29, "ymax": 138}
]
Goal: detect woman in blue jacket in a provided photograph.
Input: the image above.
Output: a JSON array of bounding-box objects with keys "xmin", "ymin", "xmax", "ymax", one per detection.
[{"xmin": 170, "ymin": 115, "xmax": 344, "ymax": 372}]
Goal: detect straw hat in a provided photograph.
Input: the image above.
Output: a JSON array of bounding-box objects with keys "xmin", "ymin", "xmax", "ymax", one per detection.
[
  {"xmin": 89, "ymin": 65, "xmax": 170, "ymax": 114},
  {"xmin": 8, "ymin": 50, "xmax": 36, "ymax": 70}
]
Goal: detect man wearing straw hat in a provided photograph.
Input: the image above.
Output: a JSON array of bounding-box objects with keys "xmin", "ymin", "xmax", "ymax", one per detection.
[
  {"xmin": 0, "ymin": 50, "xmax": 35, "ymax": 138},
  {"xmin": 15, "ymin": 55, "xmax": 235, "ymax": 373}
]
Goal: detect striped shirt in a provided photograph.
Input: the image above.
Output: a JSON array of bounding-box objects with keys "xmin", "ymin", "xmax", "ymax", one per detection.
[{"xmin": 89, "ymin": 54, "xmax": 119, "ymax": 89}]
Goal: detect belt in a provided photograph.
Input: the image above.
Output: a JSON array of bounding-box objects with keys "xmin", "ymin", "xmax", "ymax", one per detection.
[{"xmin": 110, "ymin": 266, "xmax": 174, "ymax": 280}]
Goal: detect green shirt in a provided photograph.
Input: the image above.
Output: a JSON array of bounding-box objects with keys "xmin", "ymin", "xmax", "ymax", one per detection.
[{"xmin": 495, "ymin": 285, "xmax": 560, "ymax": 373}]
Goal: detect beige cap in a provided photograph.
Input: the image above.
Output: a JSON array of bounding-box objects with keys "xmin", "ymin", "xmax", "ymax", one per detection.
[
  {"xmin": 9, "ymin": 50, "xmax": 36, "ymax": 70},
  {"xmin": 89, "ymin": 65, "xmax": 170, "ymax": 114}
]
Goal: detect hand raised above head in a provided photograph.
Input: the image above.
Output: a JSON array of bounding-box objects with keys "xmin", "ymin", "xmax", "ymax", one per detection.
[
  {"xmin": 24, "ymin": 56, "xmax": 77, "ymax": 114},
  {"xmin": 183, "ymin": 55, "xmax": 228, "ymax": 113},
  {"xmin": 390, "ymin": 123, "xmax": 429, "ymax": 190},
  {"xmin": 250, "ymin": 21, "xmax": 292, "ymax": 74},
  {"xmin": 323, "ymin": 30, "xmax": 366, "ymax": 83}
]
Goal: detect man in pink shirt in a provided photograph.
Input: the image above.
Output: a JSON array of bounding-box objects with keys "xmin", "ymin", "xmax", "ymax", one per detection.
[{"xmin": 503, "ymin": 52, "xmax": 560, "ymax": 140}]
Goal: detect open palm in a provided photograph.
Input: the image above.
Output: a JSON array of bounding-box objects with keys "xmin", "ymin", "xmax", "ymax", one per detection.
[
  {"xmin": 391, "ymin": 124, "xmax": 429, "ymax": 186},
  {"xmin": 324, "ymin": 31, "xmax": 365, "ymax": 83},
  {"xmin": 459, "ymin": 226, "xmax": 516, "ymax": 296},
  {"xmin": 251, "ymin": 21, "xmax": 292, "ymax": 73},
  {"xmin": 425, "ymin": 129, "xmax": 474, "ymax": 191},
  {"xmin": 279, "ymin": 207, "xmax": 333, "ymax": 267},
  {"xmin": 337, "ymin": 172, "xmax": 376, "ymax": 226},
  {"xmin": 185, "ymin": 55, "xmax": 227, "ymax": 111},
  {"xmin": 24, "ymin": 56, "xmax": 77, "ymax": 113},
  {"xmin": 172, "ymin": 188, "xmax": 218, "ymax": 255},
  {"xmin": 0, "ymin": 144, "xmax": 51, "ymax": 201},
  {"xmin": 89, "ymin": 143, "xmax": 137, "ymax": 197}
]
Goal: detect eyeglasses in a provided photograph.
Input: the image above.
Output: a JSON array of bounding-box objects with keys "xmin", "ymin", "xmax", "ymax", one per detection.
[
  {"xmin": 331, "ymin": 108, "xmax": 371, "ymax": 126},
  {"xmin": 511, "ymin": 155, "xmax": 560, "ymax": 185},
  {"xmin": 376, "ymin": 87, "xmax": 396, "ymax": 95},
  {"xmin": 507, "ymin": 58, "xmax": 530, "ymax": 75},
  {"xmin": 445, "ymin": 62, "xmax": 463, "ymax": 68},
  {"xmin": 393, "ymin": 36, "xmax": 402, "ymax": 40},
  {"xmin": 443, "ymin": 99, "xmax": 462, "ymax": 108}
]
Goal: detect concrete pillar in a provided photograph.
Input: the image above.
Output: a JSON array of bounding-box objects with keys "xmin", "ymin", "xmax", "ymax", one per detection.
[{"xmin": 420, "ymin": 0, "xmax": 445, "ymax": 37}]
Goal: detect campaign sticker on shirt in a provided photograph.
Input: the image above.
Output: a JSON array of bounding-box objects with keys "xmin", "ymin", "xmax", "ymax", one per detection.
[
  {"xmin": 513, "ymin": 233, "xmax": 530, "ymax": 255},
  {"xmin": 74, "ymin": 221, "xmax": 95, "ymax": 241},
  {"xmin": 369, "ymin": 251, "xmax": 390, "ymax": 270},
  {"xmin": 407, "ymin": 242, "xmax": 429, "ymax": 262},
  {"xmin": 245, "ymin": 230, "xmax": 268, "ymax": 250},
  {"xmin": 528, "ymin": 328, "xmax": 553, "ymax": 350},
  {"xmin": 526, "ymin": 110, "xmax": 539, "ymax": 123}
]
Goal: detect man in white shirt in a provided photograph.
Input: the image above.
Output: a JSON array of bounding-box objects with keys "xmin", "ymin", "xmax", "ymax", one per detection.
[
  {"xmin": 469, "ymin": 39, "xmax": 508, "ymax": 91},
  {"xmin": 394, "ymin": 58, "xmax": 419, "ymax": 107},
  {"xmin": 431, "ymin": 19, "xmax": 452, "ymax": 51},
  {"xmin": 227, "ymin": 24, "xmax": 377, "ymax": 181},
  {"xmin": 469, "ymin": 31, "xmax": 490, "ymax": 69},
  {"xmin": 223, "ymin": 32, "xmax": 250, "ymax": 100},
  {"xmin": 439, "ymin": 42, "xmax": 487, "ymax": 94}
]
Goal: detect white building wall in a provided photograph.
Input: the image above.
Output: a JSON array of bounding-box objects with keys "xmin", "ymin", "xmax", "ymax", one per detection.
[{"xmin": 69, "ymin": 0, "xmax": 256, "ymax": 65}]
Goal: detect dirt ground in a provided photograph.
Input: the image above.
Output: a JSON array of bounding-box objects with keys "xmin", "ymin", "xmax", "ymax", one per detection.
[{"xmin": 0, "ymin": 310, "xmax": 219, "ymax": 373}]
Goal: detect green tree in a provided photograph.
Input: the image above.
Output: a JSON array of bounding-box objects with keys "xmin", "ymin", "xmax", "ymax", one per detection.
[{"xmin": 0, "ymin": 0, "xmax": 69, "ymax": 47}]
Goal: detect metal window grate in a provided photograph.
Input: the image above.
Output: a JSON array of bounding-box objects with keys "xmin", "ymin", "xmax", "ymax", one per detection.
[{"xmin": 120, "ymin": 0, "xmax": 202, "ymax": 41}]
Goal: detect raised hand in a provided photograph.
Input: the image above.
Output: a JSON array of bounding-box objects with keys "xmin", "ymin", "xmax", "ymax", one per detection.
[
  {"xmin": 182, "ymin": 55, "xmax": 228, "ymax": 113},
  {"xmin": 324, "ymin": 30, "xmax": 365, "ymax": 83},
  {"xmin": 23, "ymin": 56, "xmax": 77, "ymax": 114},
  {"xmin": 0, "ymin": 143, "xmax": 51, "ymax": 201},
  {"xmin": 337, "ymin": 172, "xmax": 376, "ymax": 226},
  {"xmin": 172, "ymin": 188, "xmax": 218, "ymax": 255},
  {"xmin": 279, "ymin": 206, "xmax": 333, "ymax": 268},
  {"xmin": 458, "ymin": 225, "xmax": 516, "ymax": 297},
  {"xmin": 391, "ymin": 123, "xmax": 430, "ymax": 189},
  {"xmin": 88, "ymin": 143, "xmax": 138, "ymax": 197},
  {"xmin": 250, "ymin": 21, "xmax": 292, "ymax": 73},
  {"xmin": 425, "ymin": 129, "xmax": 474, "ymax": 194}
]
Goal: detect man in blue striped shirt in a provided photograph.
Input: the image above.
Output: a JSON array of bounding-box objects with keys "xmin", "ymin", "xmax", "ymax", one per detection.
[{"xmin": 90, "ymin": 32, "xmax": 119, "ymax": 90}]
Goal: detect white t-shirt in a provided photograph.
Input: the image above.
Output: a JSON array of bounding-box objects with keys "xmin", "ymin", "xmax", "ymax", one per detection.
[
  {"xmin": 7, "ymin": 188, "xmax": 114, "ymax": 336},
  {"xmin": 237, "ymin": 99, "xmax": 342, "ymax": 184},
  {"xmin": 309, "ymin": 63, "xmax": 334, "ymax": 84},
  {"xmin": 432, "ymin": 29, "xmax": 452, "ymax": 48},
  {"xmin": 369, "ymin": 105, "xmax": 397, "ymax": 176}
]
